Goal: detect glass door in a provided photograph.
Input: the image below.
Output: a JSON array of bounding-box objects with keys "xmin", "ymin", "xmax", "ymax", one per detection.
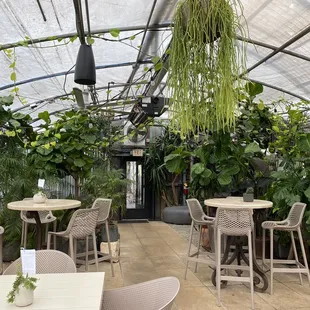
[{"xmin": 124, "ymin": 159, "xmax": 150, "ymax": 219}]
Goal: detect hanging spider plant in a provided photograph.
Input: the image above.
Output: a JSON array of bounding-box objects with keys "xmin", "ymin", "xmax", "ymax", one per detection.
[{"xmin": 168, "ymin": 0, "xmax": 247, "ymax": 137}]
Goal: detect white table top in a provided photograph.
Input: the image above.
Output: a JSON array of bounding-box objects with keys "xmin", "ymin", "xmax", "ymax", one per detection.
[
  {"xmin": 204, "ymin": 198, "xmax": 273, "ymax": 210},
  {"xmin": 7, "ymin": 199, "xmax": 81, "ymax": 211},
  {"xmin": 0, "ymin": 272, "xmax": 105, "ymax": 310}
]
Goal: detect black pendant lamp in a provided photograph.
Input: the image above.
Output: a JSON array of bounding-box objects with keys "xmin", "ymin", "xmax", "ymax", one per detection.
[{"xmin": 74, "ymin": 44, "xmax": 96, "ymax": 85}]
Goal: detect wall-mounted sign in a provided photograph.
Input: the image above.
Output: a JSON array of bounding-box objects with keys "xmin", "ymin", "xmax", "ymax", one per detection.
[{"xmin": 132, "ymin": 149, "xmax": 144, "ymax": 157}]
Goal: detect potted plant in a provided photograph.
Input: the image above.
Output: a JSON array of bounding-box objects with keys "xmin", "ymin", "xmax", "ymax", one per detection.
[
  {"xmin": 33, "ymin": 190, "xmax": 47, "ymax": 204},
  {"xmin": 168, "ymin": 0, "xmax": 247, "ymax": 137},
  {"xmin": 7, "ymin": 272, "xmax": 38, "ymax": 307},
  {"xmin": 243, "ymin": 187, "xmax": 254, "ymax": 202}
]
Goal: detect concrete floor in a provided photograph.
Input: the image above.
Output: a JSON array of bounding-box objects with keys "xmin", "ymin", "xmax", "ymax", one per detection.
[{"xmin": 83, "ymin": 221, "xmax": 310, "ymax": 310}]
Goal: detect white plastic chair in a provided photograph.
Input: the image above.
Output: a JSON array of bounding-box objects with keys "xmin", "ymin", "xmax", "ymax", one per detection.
[
  {"xmin": 76, "ymin": 198, "xmax": 115, "ymax": 275},
  {"xmin": 47, "ymin": 208, "xmax": 99, "ymax": 271},
  {"xmin": 3, "ymin": 250, "xmax": 76, "ymax": 275},
  {"xmin": 185, "ymin": 199, "xmax": 215, "ymax": 279},
  {"xmin": 215, "ymin": 208, "xmax": 255, "ymax": 310},
  {"xmin": 21, "ymin": 198, "xmax": 56, "ymax": 249},
  {"xmin": 101, "ymin": 277, "xmax": 180, "ymax": 310},
  {"xmin": 262, "ymin": 202, "xmax": 310, "ymax": 294}
]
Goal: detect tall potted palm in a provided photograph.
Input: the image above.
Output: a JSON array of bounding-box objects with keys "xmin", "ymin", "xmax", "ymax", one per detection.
[{"xmin": 168, "ymin": 0, "xmax": 247, "ymax": 137}]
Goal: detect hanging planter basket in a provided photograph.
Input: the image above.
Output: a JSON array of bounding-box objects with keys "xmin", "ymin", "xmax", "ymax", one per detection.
[{"xmin": 168, "ymin": 0, "xmax": 247, "ymax": 138}]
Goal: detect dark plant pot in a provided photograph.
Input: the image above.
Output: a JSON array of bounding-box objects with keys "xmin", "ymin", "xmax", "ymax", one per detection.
[
  {"xmin": 100, "ymin": 224, "xmax": 120, "ymax": 243},
  {"xmin": 243, "ymin": 193, "xmax": 254, "ymax": 202},
  {"xmin": 274, "ymin": 235, "xmax": 290, "ymax": 259}
]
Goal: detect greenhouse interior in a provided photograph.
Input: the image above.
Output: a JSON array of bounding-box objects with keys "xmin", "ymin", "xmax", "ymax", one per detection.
[{"xmin": 1, "ymin": 0, "xmax": 310, "ymax": 309}]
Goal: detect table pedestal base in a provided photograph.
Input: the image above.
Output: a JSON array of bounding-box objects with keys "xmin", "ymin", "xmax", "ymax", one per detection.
[
  {"xmin": 211, "ymin": 236, "xmax": 268, "ymax": 293},
  {"xmin": 26, "ymin": 211, "xmax": 42, "ymax": 250}
]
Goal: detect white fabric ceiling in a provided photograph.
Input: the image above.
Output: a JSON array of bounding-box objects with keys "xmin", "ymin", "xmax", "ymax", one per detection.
[{"xmin": 0, "ymin": 0, "xmax": 310, "ymax": 119}]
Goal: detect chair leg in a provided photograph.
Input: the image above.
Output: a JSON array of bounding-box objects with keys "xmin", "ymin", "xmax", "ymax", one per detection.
[
  {"xmin": 45, "ymin": 224, "xmax": 48, "ymax": 243},
  {"xmin": 23, "ymin": 222, "xmax": 28, "ymax": 249},
  {"xmin": 297, "ymin": 227, "xmax": 310, "ymax": 285},
  {"xmin": 53, "ymin": 221, "xmax": 57, "ymax": 250},
  {"xmin": 106, "ymin": 221, "xmax": 115, "ymax": 277},
  {"xmin": 216, "ymin": 228, "xmax": 222, "ymax": 307},
  {"xmin": 92, "ymin": 231, "xmax": 99, "ymax": 272},
  {"xmin": 248, "ymin": 231, "xmax": 255, "ymax": 310},
  {"xmin": 73, "ymin": 239, "xmax": 77, "ymax": 263},
  {"xmin": 270, "ymin": 229, "xmax": 274, "ymax": 295},
  {"xmin": 185, "ymin": 221, "xmax": 194, "ymax": 280},
  {"xmin": 195, "ymin": 225, "xmax": 202, "ymax": 273},
  {"xmin": 262, "ymin": 228, "xmax": 266, "ymax": 270},
  {"xmin": 47, "ymin": 233, "xmax": 51, "ymax": 249},
  {"xmin": 291, "ymin": 231, "xmax": 303, "ymax": 285},
  {"xmin": 69, "ymin": 235, "xmax": 74, "ymax": 262},
  {"xmin": 85, "ymin": 236, "xmax": 89, "ymax": 271},
  {"xmin": 21, "ymin": 221, "xmax": 25, "ymax": 247}
]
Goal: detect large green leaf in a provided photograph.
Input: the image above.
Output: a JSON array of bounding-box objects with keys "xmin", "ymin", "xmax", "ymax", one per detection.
[
  {"xmin": 191, "ymin": 163, "xmax": 205, "ymax": 175},
  {"xmin": 222, "ymin": 165, "xmax": 240, "ymax": 176},
  {"xmin": 297, "ymin": 135, "xmax": 310, "ymax": 152},
  {"xmin": 304, "ymin": 187, "xmax": 310, "ymax": 200},
  {"xmin": 38, "ymin": 111, "xmax": 50, "ymax": 123},
  {"xmin": 164, "ymin": 154, "xmax": 186, "ymax": 174},
  {"xmin": 218, "ymin": 174, "xmax": 232, "ymax": 186},
  {"xmin": 74, "ymin": 158, "xmax": 86, "ymax": 168},
  {"xmin": 201, "ymin": 168, "xmax": 212, "ymax": 179},
  {"xmin": 270, "ymin": 171, "xmax": 286, "ymax": 179},
  {"xmin": 245, "ymin": 82, "xmax": 263, "ymax": 97},
  {"xmin": 245, "ymin": 142, "xmax": 261, "ymax": 153},
  {"xmin": 36, "ymin": 146, "xmax": 53, "ymax": 156}
]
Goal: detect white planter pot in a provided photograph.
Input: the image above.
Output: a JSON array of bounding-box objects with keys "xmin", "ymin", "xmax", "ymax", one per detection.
[
  {"xmin": 14, "ymin": 286, "xmax": 34, "ymax": 307},
  {"xmin": 33, "ymin": 194, "xmax": 46, "ymax": 204},
  {"xmin": 100, "ymin": 240, "xmax": 120, "ymax": 263}
]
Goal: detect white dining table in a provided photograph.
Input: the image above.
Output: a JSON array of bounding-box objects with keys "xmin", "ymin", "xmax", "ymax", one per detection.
[
  {"xmin": 8, "ymin": 199, "xmax": 81, "ymax": 250},
  {"xmin": 0, "ymin": 272, "xmax": 105, "ymax": 310}
]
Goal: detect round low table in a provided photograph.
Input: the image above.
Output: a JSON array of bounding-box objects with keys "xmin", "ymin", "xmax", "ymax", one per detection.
[
  {"xmin": 204, "ymin": 198, "xmax": 273, "ymax": 293},
  {"xmin": 8, "ymin": 199, "xmax": 81, "ymax": 250}
]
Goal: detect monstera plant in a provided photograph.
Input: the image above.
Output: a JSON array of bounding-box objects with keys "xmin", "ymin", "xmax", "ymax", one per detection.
[{"xmin": 168, "ymin": 0, "xmax": 247, "ymax": 137}]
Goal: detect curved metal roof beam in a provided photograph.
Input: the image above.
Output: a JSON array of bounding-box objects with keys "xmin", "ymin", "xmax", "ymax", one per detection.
[
  {"xmin": 0, "ymin": 61, "xmax": 152, "ymax": 92},
  {"xmin": 245, "ymin": 78, "xmax": 310, "ymax": 102},
  {"xmin": 0, "ymin": 23, "xmax": 172, "ymax": 51}
]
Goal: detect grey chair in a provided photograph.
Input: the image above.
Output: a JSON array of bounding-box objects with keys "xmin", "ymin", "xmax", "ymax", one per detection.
[
  {"xmin": 76, "ymin": 199, "xmax": 115, "ymax": 275},
  {"xmin": 185, "ymin": 199, "xmax": 215, "ymax": 279},
  {"xmin": 262, "ymin": 202, "xmax": 310, "ymax": 294},
  {"xmin": 47, "ymin": 208, "xmax": 99, "ymax": 271},
  {"xmin": 0, "ymin": 226, "xmax": 4, "ymax": 274},
  {"xmin": 215, "ymin": 208, "xmax": 254, "ymax": 310},
  {"xmin": 3, "ymin": 250, "xmax": 76, "ymax": 275},
  {"xmin": 101, "ymin": 277, "xmax": 180, "ymax": 310}
]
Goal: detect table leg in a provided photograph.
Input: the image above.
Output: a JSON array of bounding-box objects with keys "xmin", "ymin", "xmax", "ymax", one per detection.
[
  {"xmin": 26, "ymin": 211, "xmax": 42, "ymax": 250},
  {"xmin": 211, "ymin": 236, "xmax": 269, "ymax": 293}
]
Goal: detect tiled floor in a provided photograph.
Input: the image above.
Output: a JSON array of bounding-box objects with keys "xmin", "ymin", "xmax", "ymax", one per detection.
[{"xmin": 81, "ymin": 221, "xmax": 310, "ymax": 310}]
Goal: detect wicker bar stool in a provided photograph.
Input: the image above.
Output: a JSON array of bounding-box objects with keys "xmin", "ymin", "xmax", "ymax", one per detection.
[
  {"xmin": 262, "ymin": 202, "xmax": 310, "ymax": 294},
  {"xmin": 76, "ymin": 198, "xmax": 115, "ymax": 275},
  {"xmin": 21, "ymin": 198, "xmax": 57, "ymax": 249},
  {"xmin": 184, "ymin": 199, "xmax": 215, "ymax": 279},
  {"xmin": 47, "ymin": 208, "xmax": 99, "ymax": 271},
  {"xmin": 215, "ymin": 208, "xmax": 254, "ymax": 310}
]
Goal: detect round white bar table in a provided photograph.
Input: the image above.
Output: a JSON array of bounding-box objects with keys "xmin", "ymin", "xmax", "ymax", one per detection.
[
  {"xmin": 204, "ymin": 197, "xmax": 273, "ymax": 210},
  {"xmin": 8, "ymin": 199, "xmax": 81, "ymax": 250},
  {"xmin": 204, "ymin": 197, "xmax": 273, "ymax": 293}
]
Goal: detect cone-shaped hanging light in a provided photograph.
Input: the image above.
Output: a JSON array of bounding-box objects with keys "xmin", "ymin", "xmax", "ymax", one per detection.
[{"xmin": 74, "ymin": 44, "xmax": 96, "ymax": 85}]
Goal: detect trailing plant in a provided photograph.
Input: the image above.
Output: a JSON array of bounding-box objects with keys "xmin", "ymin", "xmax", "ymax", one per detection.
[
  {"xmin": 7, "ymin": 272, "xmax": 38, "ymax": 304},
  {"xmin": 168, "ymin": 0, "xmax": 247, "ymax": 137}
]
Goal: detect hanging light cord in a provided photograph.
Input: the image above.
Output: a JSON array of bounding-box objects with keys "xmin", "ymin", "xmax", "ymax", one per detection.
[
  {"xmin": 85, "ymin": 0, "xmax": 91, "ymax": 37},
  {"xmin": 73, "ymin": 0, "xmax": 85, "ymax": 44}
]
